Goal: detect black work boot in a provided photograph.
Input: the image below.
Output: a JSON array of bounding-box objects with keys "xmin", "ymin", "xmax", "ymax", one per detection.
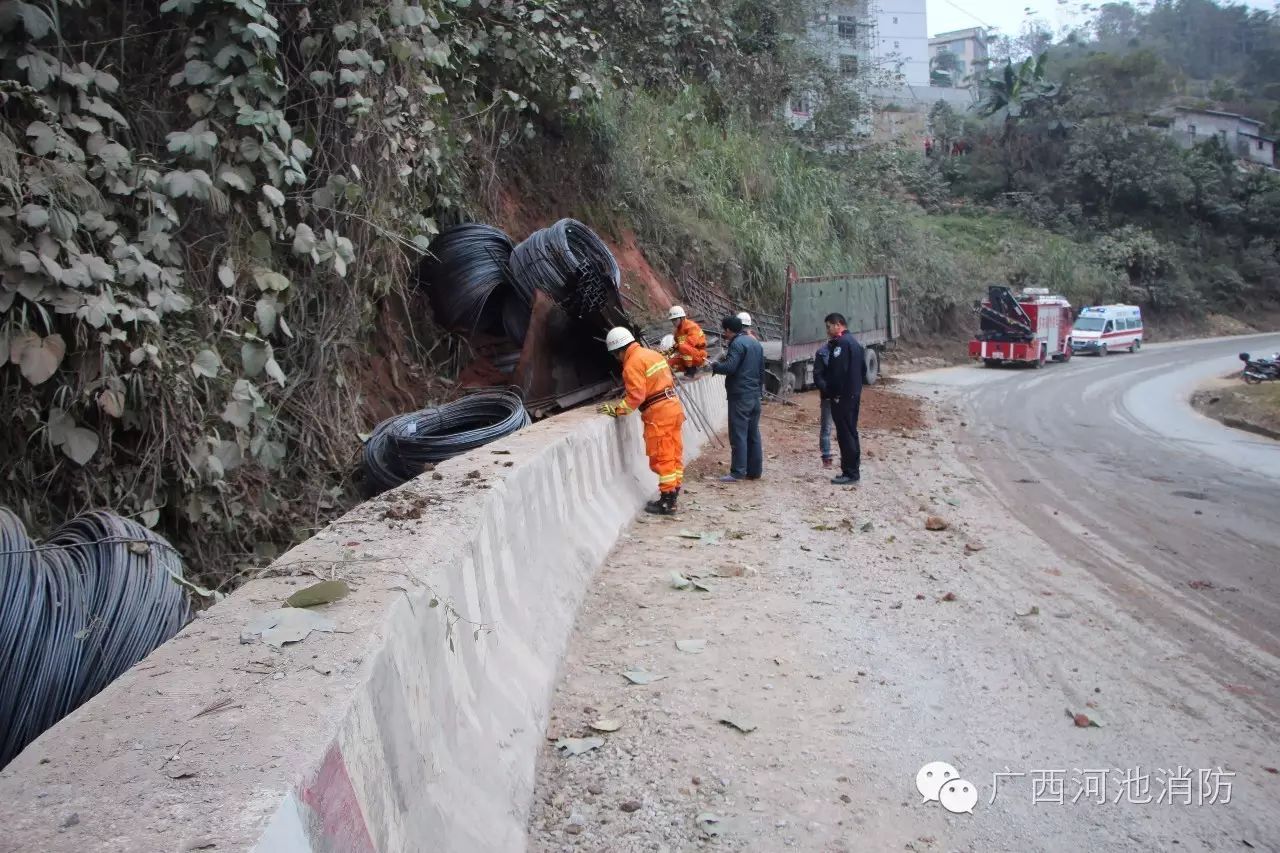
[
  {"xmin": 645, "ymin": 488, "xmax": 679, "ymax": 516},
  {"xmin": 665, "ymin": 487, "xmax": 680, "ymax": 514}
]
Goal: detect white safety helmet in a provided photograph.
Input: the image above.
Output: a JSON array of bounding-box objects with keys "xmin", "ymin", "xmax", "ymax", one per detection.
[
  {"xmin": 605, "ymin": 327, "xmax": 636, "ymax": 352},
  {"xmin": 667, "ymin": 305, "xmax": 687, "ymax": 321},
  {"xmin": 659, "ymin": 333, "xmax": 675, "ymax": 351},
  {"xmin": 737, "ymin": 311, "xmax": 753, "ymax": 327}
]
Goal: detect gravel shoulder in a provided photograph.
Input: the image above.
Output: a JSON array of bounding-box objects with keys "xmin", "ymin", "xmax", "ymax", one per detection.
[{"xmin": 528, "ymin": 385, "xmax": 1279, "ymax": 852}]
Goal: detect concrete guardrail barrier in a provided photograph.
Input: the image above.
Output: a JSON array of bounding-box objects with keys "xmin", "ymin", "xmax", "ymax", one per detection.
[{"xmin": 0, "ymin": 376, "xmax": 727, "ymax": 853}]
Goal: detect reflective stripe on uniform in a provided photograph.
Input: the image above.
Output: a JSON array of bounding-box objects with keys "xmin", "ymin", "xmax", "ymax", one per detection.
[
  {"xmin": 658, "ymin": 471, "xmax": 683, "ymax": 484},
  {"xmin": 645, "ymin": 360, "xmax": 670, "ymax": 377}
]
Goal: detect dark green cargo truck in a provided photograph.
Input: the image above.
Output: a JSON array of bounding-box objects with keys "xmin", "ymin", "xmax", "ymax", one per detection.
[{"xmin": 760, "ymin": 265, "xmax": 901, "ymax": 395}]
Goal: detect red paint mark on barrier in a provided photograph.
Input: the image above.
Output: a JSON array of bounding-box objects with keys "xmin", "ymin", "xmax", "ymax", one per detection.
[{"xmin": 299, "ymin": 743, "xmax": 377, "ymax": 853}]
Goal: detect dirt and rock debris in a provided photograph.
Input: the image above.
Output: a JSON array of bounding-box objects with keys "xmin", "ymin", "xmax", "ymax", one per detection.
[
  {"xmin": 1192, "ymin": 376, "xmax": 1280, "ymax": 441},
  {"xmin": 528, "ymin": 384, "xmax": 1279, "ymax": 852}
]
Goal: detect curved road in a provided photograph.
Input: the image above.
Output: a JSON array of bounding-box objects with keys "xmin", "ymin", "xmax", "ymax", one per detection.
[{"xmin": 907, "ymin": 334, "xmax": 1280, "ymax": 719}]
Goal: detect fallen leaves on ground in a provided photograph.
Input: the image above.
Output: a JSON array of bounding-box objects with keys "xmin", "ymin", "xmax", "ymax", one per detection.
[
  {"xmin": 589, "ymin": 719, "xmax": 623, "ymax": 733},
  {"xmin": 556, "ymin": 737, "xmax": 604, "ymax": 756},
  {"xmin": 1066, "ymin": 708, "xmax": 1101, "ymax": 728},
  {"xmin": 622, "ymin": 670, "xmax": 667, "ymax": 685},
  {"xmin": 242, "ymin": 608, "xmax": 335, "ymax": 647},
  {"xmin": 285, "ymin": 579, "xmax": 350, "ymax": 608},
  {"xmin": 718, "ymin": 714, "xmax": 757, "ymax": 734},
  {"xmin": 696, "ymin": 813, "xmax": 723, "ymax": 838}
]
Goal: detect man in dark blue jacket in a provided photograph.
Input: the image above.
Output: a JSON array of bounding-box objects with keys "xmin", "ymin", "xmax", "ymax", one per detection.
[
  {"xmin": 821, "ymin": 313, "xmax": 865, "ymax": 485},
  {"xmin": 811, "ymin": 333, "xmax": 835, "ymax": 470},
  {"xmin": 711, "ymin": 315, "xmax": 765, "ymax": 482}
]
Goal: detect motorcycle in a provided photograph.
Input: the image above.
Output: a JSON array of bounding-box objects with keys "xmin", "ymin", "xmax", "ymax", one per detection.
[{"xmin": 1238, "ymin": 352, "xmax": 1280, "ymax": 384}]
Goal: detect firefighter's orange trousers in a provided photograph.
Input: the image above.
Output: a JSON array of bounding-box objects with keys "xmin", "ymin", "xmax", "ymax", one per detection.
[
  {"xmin": 668, "ymin": 349, "xmax": 707, "ymax": 372},
  {"xmin": 642, "ymin": 400, "xmax": 685, "ymax": 494}
]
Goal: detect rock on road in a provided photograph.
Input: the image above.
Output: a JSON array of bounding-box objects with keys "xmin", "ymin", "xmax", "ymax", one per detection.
[{"xmin": 529, "ymin": 347, "xmax": 1280, "ymax": 852}]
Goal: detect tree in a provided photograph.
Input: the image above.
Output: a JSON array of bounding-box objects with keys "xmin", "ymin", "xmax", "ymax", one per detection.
[
  {"xmin": 1094, "ymin": 226, "xmax": 1175, "ymax": 306},
  {"xmin": 1064, "ymin": 123, "xmax": 1192, "ymax": 222},
  {"xmin": 930, "ymin": 50, "xmax": 961, "ymax": 87},
  {"xmin": 976, "ymin": 55, "xmax": 1063, "ymax": 192},
  {"xmin": 928, "ymin": 101, "xmax": 965, "ymax": 155}
]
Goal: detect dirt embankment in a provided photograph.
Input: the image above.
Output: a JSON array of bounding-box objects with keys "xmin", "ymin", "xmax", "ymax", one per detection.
[{"xmin": 1193, "ymin": 377, "xmax": 1280, "ymax": 441}]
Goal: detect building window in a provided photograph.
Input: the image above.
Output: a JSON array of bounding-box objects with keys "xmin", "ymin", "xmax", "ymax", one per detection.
[
  {"xmin": 892, "ymin": 16, "xmax": 899, "ymax": 23},
  {"xmin": 840, "ymin": 55, "xmax": 859, "ymax": 76},
  {"xmin": 838, "ymin": 15, "xmax": 857, "ymax": 39},
  {"xmin": 791, "ymin": 94, "xmax": 813, "ymax": 116},
  {"xmin": 1187, "ymin": 124, "xmax": 1197, "ymax": 137},
  {"xmin": 894, "ymin": 41, "xmax": 900, "ymax": 49},
  {"xmin": 1259, "ymin": 138, "xmax": 1266, "ymax": 150}
]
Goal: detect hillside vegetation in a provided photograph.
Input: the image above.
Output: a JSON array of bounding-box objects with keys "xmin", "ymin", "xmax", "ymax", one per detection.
[{"xmin": 0, "ymin": 0, "xmax": 1276, "ymax": 588}]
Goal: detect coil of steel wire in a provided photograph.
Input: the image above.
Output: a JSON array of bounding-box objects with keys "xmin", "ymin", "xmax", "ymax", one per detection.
[
  {"xmin": 417, "ymin": 224, "xmax": 515, "ymax": 335},
  {"xmin": 0, "ymin": 508, "xmax": 191, "ymax": 768},
  {"xmin": 362, "ymin": 389, "xmax": 531, "ymax": 494},
  {"xmin": 508, "ymin": 219, "xmax": 622, "ymax": 317},
  {"xmin": 501, "ymin": 290, "xmax": 532, "ymax": 345}
]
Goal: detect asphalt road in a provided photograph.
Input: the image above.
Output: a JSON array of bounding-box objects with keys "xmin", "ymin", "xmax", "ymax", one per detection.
[{"xmin": 906, "ymin": 334, "xmax": 1280, "ymax": 722}]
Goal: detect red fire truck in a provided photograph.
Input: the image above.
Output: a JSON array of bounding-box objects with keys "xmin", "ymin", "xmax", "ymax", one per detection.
[{"xmin": 968, "ymin": 286, "xmax": 1073, "ymax": 368}]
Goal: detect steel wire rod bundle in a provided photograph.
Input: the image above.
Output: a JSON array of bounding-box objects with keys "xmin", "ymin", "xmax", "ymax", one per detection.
[
  {"xmin": 361, "ymin": 389, "xmax": 531, "ymax": 494},
  {"xmin": 508, "ymin": 219, "xmax": 622, "ymax": 318},
  {"xmin": 0, "ymin": 508, "xmax": 191, "ymax": 768},
  {"xmin": 418, "ymin": 224, "xmax": 516, "ymax": 335}
]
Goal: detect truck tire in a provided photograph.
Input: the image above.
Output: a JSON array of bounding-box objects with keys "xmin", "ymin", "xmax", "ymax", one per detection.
[
  {"xmin": 1099, "ymin": 343, "xmax": 1108, "ymax": 357},
  {"xmin": 1129, "ymin": 339, "xmax": 1140, "ymax": 353},
  {"xmin": 863, "ymin": 348, "xmax": 880, "ymax": 385},
  {"xmin": 1033, "ymin": 345, "xmax": 1046, "ymax": 368},
  {"xmin": 983, "ymin": 358, "xmax": 1000, "ymax": 368},
  {"xmin": 792, "ymin": 365, "xmax": 807, "ymax": 393}
]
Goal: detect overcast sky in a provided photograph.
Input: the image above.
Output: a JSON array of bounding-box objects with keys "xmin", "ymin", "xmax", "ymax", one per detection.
[{"xmin": 927, "ymin": 0, "xmax": 1278, "ymax": 40}]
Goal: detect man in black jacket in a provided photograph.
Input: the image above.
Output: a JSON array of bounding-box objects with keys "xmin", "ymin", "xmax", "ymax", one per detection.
[
  {"xmin": 820, "ymin": 313, "xmax": 865, "ymax": 486},
  {"xmin": 711, "ymin": 315, "xmax": 765, "ymax": 482}
]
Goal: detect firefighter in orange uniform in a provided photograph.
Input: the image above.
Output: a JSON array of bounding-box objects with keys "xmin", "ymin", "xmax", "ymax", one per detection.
[
  {"xmin": 599, "ymin": 327, "xmax": 686, "ymax": 515},
  {"xmin": 665, "ymin": 306, "xmax": 707, "ymax": 377}
]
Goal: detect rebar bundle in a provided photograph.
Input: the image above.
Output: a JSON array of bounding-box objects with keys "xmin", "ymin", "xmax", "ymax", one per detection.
[
  {"xmin": 361, "ymin": 390, "xmax": 531, "ymax": 494},
  {"xmin": 418, "ymin": 224, "xmax": 515, "ymax": 336},
  {"xmin": 508, "ymin": 219, "xmax": 623, "ymax": 323},
  {"xmin": 0, "ymin": 508, "xmax": 191, "ymax": 768}
]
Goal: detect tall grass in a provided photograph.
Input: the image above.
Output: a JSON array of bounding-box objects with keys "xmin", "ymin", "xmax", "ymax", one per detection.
[{"xmin": 582, "ymin": 88, "xmax": 1122, "ymax": 333}]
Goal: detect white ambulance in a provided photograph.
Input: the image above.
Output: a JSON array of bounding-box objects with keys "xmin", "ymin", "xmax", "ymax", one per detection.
[{"xmin": 1070, "ymin": 304, "xmax": 1143, "ymax": 356}]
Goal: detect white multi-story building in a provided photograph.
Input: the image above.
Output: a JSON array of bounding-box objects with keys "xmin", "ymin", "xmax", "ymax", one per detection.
[
  {"xmin": 785, "ymin": 1, "xmax": 876, "ymax": 128},
  {"xmin": 874, "ymin": 0, "xmax": 930, "ymax": 86},
  {"xmin": 784, "ymin": 0, "xmax": 936, "ymax": 135},
  {"xmin": 929, "ymin": 27, "xmax": 989, "ymax": 88}
]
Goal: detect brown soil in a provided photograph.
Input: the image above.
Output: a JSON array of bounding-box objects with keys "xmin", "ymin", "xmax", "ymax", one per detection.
[
  {"xmin": 1192, "ymin": 377, "xmax": 1280, "ymax": 440},
  {"xmin": 885, "ymin": 334, "xmax": 970, "ymax": 373},
  {"xmin": 686, "ymin": 386, "xmax": 925, "ymax": 480},
  {"xmin": 492, "ymin": 186, "xmax": 678, "ymax": 325},
  {"xmin": 607, "ymin": 228, "xmax": 679, "ymax": 318}
]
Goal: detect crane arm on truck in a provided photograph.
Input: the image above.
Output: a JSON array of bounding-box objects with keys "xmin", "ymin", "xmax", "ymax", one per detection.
[{"xmin": 974, "ymin": 285, "xmax": 1034, "ymax": 341}]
